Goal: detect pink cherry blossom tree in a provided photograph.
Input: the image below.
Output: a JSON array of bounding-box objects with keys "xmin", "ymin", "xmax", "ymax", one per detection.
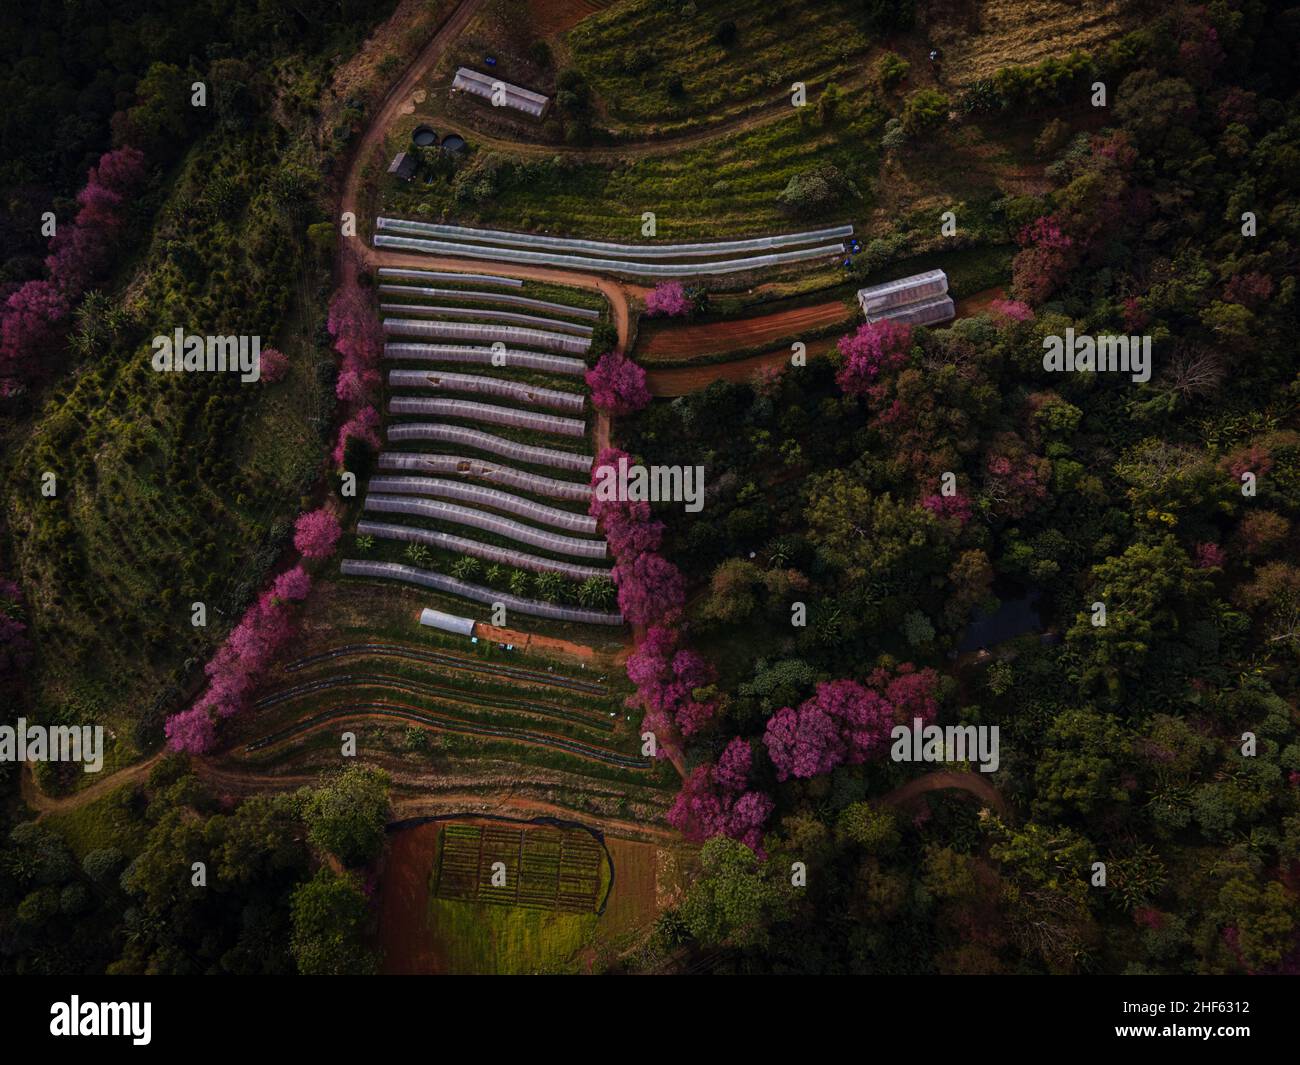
[
  {"xmin": 645, "ymin": 281, "xmax": 692, "ymax": 317},
  {"xmin": 835, "ymin": 319, "xmax": 912, "ymax": 396},
  {"xmin": 586, "ymin": 351, "xmax": 650, "ymax": 415},
  {"xmin": 294, "ymin": 507, "xmax": 342, "ymax": 559}
]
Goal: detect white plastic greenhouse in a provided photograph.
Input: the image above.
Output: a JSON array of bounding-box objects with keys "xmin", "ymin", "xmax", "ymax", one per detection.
[
  {"xmin": 387, "ymin": 396, "xmax": 586, "ymax": 439},
  {"xmin": 383, "ymin": 316, "xmax": 591, "ymax": 355},
  {"xmin": 364, "ymin": 494, "xmax": 607, "ymax": 559},
  {"xmin": 386, "ymin": 423, "xmax": 592, "ymax": 473},
  {"xmin": 378, "ymin": 303, "xmax": 594, "ymax": 336},
  {"xmin": 377, "ymin": 452, "xmax": 591, "ymax": 502},
  {"xmin": 377, "ymin": 217, "xmax": 855, "ymax": 260},
  {"xmin": 452, "ymin": 68, "xmax": 549, "ymax": 118},
  {"xmin": 374, "ymin": 233, "xmax": 845, "ymax": 279},
  {"xmin": 377, "ymin": 284, "xmax": 602, "ymax": 320},
  {"xmin": 387, "ymin": 369, "xmax": 585, "ymax": 414},
  {"xmin": 873, "ymin": 294, "xmax": 956, "ymax": 327},
  {"xmin": 384, "ymin": 342, "xmax": 588, "ymax": 377},
  {"xmin": 342, "ymin": 558, "xmax": 622, "ymax": 625},
  {"xmin": 367, "ymin": 475, "xmax": 598, "ymax": 534},
  {"xmin": 418, "ymin": 607, "xmax": 476, "ymax": 637},
  {"xmin": 356, "ymin": 521, "xmax": 609, "ymax": 581},
  {"xmin": 857, "ymin": 269, "xmax": 951, "ymax": 318},
  {"xmin": 377, "ymin": 267, "xmax": 523, "ymax": 288}
]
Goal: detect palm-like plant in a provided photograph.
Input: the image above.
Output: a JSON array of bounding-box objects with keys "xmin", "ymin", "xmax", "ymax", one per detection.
[
  {"xmin": 451, "ymin": 556, "xmax": 481, "ymax": 581},
  {"xmin": 405, "ymin": 543, "xmax": 431, "ymax": 567},
  {"xmin": 535, "ymin": 572, "xmax": 565, "ymax": 603},
  {"xmin": 508, "ymin": 569, "xmax": 531, "ymax": 597},
  {"xmin": 578, "ymin": 575, "xmax": 615, "ymax": 608}
]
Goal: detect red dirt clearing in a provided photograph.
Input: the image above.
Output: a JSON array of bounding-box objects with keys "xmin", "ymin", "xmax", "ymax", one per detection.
[
  {"xmin": 637, "ymin": 299, "xmax": 853, "ymax": 360},
  {"xmin": 379, "ymin": 822, "xmax": 444, "ymax": 973},
  {"xmin": 473, "ymin": 620, "xmax": 607, "ymax": 667},
  {"xmin": 645, "ymin": 338, "xmax": 839, "ymax": 397},
  {"xmin": 527, "ymin": 0, "xmax": 609, "ymax": 37}
]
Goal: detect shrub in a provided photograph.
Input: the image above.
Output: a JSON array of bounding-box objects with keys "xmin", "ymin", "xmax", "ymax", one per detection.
[
  {"xmin": 876, "ymin": 52, "xmax": 910, "ymax": 90},
  {"xmin": 900, "ymin": 89, "xmax": 950, "ymax": 136}
]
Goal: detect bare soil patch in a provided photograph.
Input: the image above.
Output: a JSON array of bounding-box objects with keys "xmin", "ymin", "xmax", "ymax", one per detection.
[{"xmin": 637, "ymin": 301, "xmax": 853, "ymax": 361}]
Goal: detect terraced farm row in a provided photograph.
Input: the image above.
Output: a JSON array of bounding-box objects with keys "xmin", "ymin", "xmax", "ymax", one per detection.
[{"xmin": 233, "ymin": 630, "xmax": 675, "ymax": 820}]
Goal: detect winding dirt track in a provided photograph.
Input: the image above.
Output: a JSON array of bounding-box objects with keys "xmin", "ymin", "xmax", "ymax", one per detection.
[{"xmin": 878, "ymin": 770, "xmax": 1009, "ymax": 817}]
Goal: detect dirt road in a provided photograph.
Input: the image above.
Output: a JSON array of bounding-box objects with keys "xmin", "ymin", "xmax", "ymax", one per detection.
[{"xmin": 878, "ymin": 770, "xmax": 1009, "ymax": 817}]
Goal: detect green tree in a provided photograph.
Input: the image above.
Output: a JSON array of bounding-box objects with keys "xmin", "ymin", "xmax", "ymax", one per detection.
[
  {"xmin": 300, "ymin": 766, "xmax": 391, "ymax": 867},
  {"xmin": 677, "ymin": 837, "xmax": 791, "ymax": 949},
  {"xmin": 289, "ymin": 869, "xmax": 378, "ymax": 975}
]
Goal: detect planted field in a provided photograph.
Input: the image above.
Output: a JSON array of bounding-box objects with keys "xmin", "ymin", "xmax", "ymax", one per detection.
[
  {"xmin": 380, "ymin": 97, "xmax": 882, "ymax": 241},
  {"xmin": 434, "ymin": 822, "xmax": 604, "ymax": 912},
  {"xmin": 378, "ymin": 820, "xmax": 684, "ymax": 974},
  {"xmin": 565, "ymin": 0, "xmax": 876, "ymax": 132},
  {"xmin": 927, "ymin": 0, "xmax": 1136, "ymax": 86}
]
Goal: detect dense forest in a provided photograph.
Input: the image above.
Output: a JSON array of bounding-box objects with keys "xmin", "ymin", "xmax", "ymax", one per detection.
[{"xmin": 619, "ymin": 1, "xmax": 1300, "ymax": 973}]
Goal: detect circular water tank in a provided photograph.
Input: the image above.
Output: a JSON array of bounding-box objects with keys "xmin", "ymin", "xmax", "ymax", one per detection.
[
  {"xmin": 411, "ymin": 125, "xmax": 438, "ymax": 147},
  {"xmin": 441, "ymin": 134, "xmax": 467, "ymax": 154}
]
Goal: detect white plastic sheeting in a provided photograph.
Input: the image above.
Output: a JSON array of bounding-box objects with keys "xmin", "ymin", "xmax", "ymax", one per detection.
[
  {"xmin": 383, "ymin": 315, "xmax": 591, "ymax": 355},
  {"xmin": 356, "ymin": 522, "xmax": 608, "ymax": 581},
  {"xmin": 364, "ymin": 494, "xmax": 607, "ymax": 559},
  {"xmin": 377, "ymin": 217, "xmax": 854, "ymax": 260},
  {"xmin": 377, "ymin": 267, "xmax": 522, "ymax": 288},
  {"xmin": 378, "ymin": 302, "xmax": 594, "ymax": 336},
  {"xmin": 384, "ymin": 342, "xmax": 588, "ymax": 377},
  {"xmin": 374, "ymin": 233, "xmax": 846, "ymax": 279},
  {"xmin": 386, "ymin": 423, "xmax": 592, "ymax": 472},
  {"xmin": 377, "ymin": 452, "xmax": 591, "ymax": 501},
  {"xmin": 858, "ymin": 270, "xmax": 950, "ymax": 319},
  {"xmin": 388, "ymin": 369, "xmax": 585, "ymax": 414},
  {"xmin": 418, "ymin": 607, "xmax": 476, "ymax": 636},
  {"xmin": 871, "ymin": 294, "xmax": 956, "ymax": 327},
  {"xmin": 367, "ymin": 475, "xmax": 597, "ymax": 534},
  {"xmin": 342, "ymin": 558, "xmax": 622, "ymax": 625},
  {"xmin": 377, "ymin": 284, "xmax": 602, "ymax": 320},
  {"xmin": 452, "ymin": 68, "xmax": 549, "ymax": 118},
  {"xmin": 388, "ymin": 396, "xmax": 586, "ymax": 438}
]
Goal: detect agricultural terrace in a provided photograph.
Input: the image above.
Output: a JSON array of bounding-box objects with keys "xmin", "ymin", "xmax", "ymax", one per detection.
[{"xmin": 225, "ymin": 577, "xmax": 677, "ymax": 827}]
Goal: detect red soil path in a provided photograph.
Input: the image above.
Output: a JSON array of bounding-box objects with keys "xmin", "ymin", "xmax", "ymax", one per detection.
[
  {"xmin": 637, "ymin": 299, "xmax": 852, "ymax": 360},
  {"xmin": 878, "ymin": 770, "xmax": 1010, "ymax": 817}
]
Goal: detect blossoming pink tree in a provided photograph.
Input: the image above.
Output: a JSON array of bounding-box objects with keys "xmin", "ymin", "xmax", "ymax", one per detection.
[
  {"xmin": 645, "ymin": 281, "xmax": 692, "ymax": 317},
  {"xmin": 294, "ymin": 507, "xmax": 342, "ymax": 559},
  {"xmin": 586, "ymin": 351, "xmax": 650, "ymax": 415}
]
